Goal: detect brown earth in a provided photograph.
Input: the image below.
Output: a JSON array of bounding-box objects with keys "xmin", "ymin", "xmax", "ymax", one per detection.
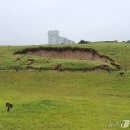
[
  {"xmin": 14, "ymin": 47, "xmax": 120, "ymax": 70},
  {"xmin": 27, "ymin": 50, "xmax": 110, "ymax": 63}
]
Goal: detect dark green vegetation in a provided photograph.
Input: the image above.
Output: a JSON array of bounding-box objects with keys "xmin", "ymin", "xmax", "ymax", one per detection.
[{"xmin": 0, "ymin": 42, "xmax": 130, "ymax": 130}]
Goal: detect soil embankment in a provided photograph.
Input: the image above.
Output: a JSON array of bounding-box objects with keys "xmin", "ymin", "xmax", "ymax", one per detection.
[{"xmin": 14, "ymin": 47, "xmax": 120, "ymax": 70}]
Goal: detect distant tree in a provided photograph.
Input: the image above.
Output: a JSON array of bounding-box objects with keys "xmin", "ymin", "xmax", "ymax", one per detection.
[
  {"xmin": 127, "ymin": 40, "xmax": 130, "ymax": 43},
  {"xmin": 78, "ymin": 40, "xmax": 86, "ymax": 44},
  {"xmin": 122, "ymin": 41, "xmax": 126, "ymax": 42},
  {"xmin": 78, "ymin": 40, "xmax": 90, "ymax": 44}
]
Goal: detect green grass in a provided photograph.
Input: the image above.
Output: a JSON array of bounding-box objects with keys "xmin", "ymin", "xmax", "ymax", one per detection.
[
  {"xmin": 0, "ymin": 71, "xmax": 130, "ymax": 130},
  {"xmin": 30, "ymin": 58, "xmax": 114, "ymax": 70},
  {"xmin": 0, "ymin": 42, "xmax": 130, "ymax": 71},
  {"xmin": 0, "ymin": 42, "xmax": 130, "ymax": 129}
]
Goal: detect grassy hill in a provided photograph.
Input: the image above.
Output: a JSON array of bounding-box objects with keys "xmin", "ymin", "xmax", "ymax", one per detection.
[
  {"xmin": 0, "ymin": 42, "xmax": 130, "ymax": 71},
  {"xmin": 0, "ymin": 42, "xmax": 130, "ymax": 130},
  {"xmin": 44, "ymin": 42, "xmax": 130, "ymax": 70}
]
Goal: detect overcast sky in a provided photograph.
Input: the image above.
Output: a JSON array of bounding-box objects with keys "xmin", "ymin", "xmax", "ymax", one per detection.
[{"xmin": 0, "ymin": 0, "xmax": 130, "ymax": 45}]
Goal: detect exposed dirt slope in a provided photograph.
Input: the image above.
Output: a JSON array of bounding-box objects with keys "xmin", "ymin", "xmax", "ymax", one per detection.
[{"xmin": 14, "ymin": 47, "xmax": 120, "ymax": 70}]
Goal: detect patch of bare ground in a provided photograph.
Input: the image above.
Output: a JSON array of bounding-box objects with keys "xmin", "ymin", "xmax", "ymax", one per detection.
[{"xmin": 14, "ymin": 47, "xmax": 120, "ymax": 71}]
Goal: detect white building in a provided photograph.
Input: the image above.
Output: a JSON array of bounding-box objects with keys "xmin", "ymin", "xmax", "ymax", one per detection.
[{"xmin": 48, "ymin": 30, "xmax": 75, "ymax": 44}]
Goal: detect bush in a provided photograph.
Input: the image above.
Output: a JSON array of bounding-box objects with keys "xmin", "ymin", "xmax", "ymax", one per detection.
[{"xmin": 78, "ymin": 40, "xmax": 90, "ymax": 44}]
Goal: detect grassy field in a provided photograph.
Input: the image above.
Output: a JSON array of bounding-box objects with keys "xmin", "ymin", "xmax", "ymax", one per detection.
[
  {"xmin": 0, "ymin": 71, "xmax": 130, "ymax": 130},
  {"xmin": 0, "ymin": 42, "xmax": 130, "ymax": 130}
]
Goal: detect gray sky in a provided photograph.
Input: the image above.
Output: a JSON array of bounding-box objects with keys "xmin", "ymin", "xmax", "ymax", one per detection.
[{"xmin": 0, "ymin": 0, "xmax": 130, "ymax": 45}]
